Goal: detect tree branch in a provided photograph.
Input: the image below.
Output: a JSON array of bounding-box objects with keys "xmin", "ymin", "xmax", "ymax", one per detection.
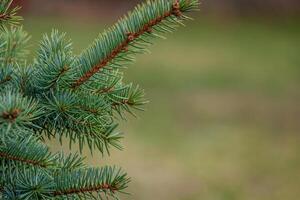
[
  {"xmin": 0, "ymin": 151, "xmax": 47, "ymax": 168},
  {"xmin": 71, "ymin": 1, "xmax": 182, "ymax": 89},
  {"xmin": 53, "ymin": 183, "xmax": 117, "ymax": 196}
]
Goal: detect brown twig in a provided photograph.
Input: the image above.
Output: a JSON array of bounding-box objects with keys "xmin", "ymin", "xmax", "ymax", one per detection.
[
  {"xmin": 53, "ymin": 184, "xmax": 117, "ymax": 196},
  {"xmin": 112, "ymin": 99, "xmax": 134, "ymax": 107},
  {"xmin": 2, "ymin": 108, "xmax": 21, "ymax": 122},
  {"xmin": 0, "ymin": 13, "xmax": 9, "ymax": 20},
  {"xmin": 97, "ymin": 86, "xmax": 115, "ymax": 94},
  {"xmin": 49, "ymin": 65, "xmax": 69, "ymax": 89},
  {"xmin": 78, "ymin": 105, "xmax": 99, "ymax": 115},
  {"xmin": 0, "ymin": 152, "xmax": 47, "ymax": 168}
]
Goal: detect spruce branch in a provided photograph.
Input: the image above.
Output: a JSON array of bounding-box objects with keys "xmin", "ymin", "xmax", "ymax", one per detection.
[
  {"xmin": 0, "ymin": 90, "xmax": 42, "ymax": 134},
  {"xmin": 0, "ymin": 0, "xmax": 199, "ymax": 199},
  {"xmin": 1, "ymin": 157, "xmax": 128, "ymax": 199},
  {"xmin": 13, "ymin": 64, "xmax": 35, "ymax": 95},
  {"xmin": 0, "ymin": 0, "xmax": 22, "ymax": 29},
  {"xmin": 0, "ymin": 131, "xmax": 85, "ymax": 173},
  {"xmin": 0, "ymin": 140, "xmax": 87, "ymax": 173},
  {"xmin": 0, "ymin": 132, "xmax": 123, "ymax": 199},
  {"xmin": 38, "ymin": 89, "xmax": 122, "ymax": 154},
  {"xmin": 34, "ymin": 30, "xmax": 75, "ymax": 91},
  {"xmin": 0, "ymin": 66, "xmax": 13, "ymax": 89},
  {"xmin": 14, "ymin": 168, "xmax": 55, "ymax": 200},
  {"xmin": 54, "ymin": 152, "xmax": 86, "ymax": 171},
  {"xmin": 72, "ymin": 0, "xmax": 199, "ymax": 90},
  {"xmin": 0, "ymin": 27, "xmax": 30, "ymax": 65},
  {"xmin": 0, "ymin": 133, "xmax": 55, "ymax": 168},
  {"xmin": 109, "ymin": 84, "xmax": 148, "ymax": 118},
  {"xmin": 53, "ymin": 166, "xmax": 129, "ymax": 199}
]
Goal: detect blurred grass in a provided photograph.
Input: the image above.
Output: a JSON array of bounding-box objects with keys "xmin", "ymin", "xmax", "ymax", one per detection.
[{"xmin": 24, "ymin": 16, "xmax": 300, "ymax": 200}]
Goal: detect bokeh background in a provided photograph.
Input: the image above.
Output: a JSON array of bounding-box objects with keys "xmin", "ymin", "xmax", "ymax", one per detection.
[{"xmin": 16, "ymin": 0, "xmax": 300, "ymax": 200}]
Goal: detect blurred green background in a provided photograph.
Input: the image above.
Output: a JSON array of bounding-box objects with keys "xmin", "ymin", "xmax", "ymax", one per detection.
[{"xmin": 19, "ymin": 0, "xmax": 300, "ymax": 199}]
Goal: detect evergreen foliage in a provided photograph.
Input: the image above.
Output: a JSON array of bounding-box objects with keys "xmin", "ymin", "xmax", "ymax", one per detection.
[{"xmin": 0, "ymin": 0, "xmax": 199, "ymax": 199}]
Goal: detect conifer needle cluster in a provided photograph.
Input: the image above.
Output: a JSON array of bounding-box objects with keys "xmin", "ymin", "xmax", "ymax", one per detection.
[{"xmin": 0, "ymin": 0, "xmax": 199, "ymax": 199}]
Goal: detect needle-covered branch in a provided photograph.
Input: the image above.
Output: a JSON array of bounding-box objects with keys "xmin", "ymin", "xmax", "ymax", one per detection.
[
  {"xmin": 53, "ymin": 167, "xmax": 129, "ymax": 199},
  {"xmin": 1, "ymin": 164, "xmax": 129, "ymax": 200},
  {"xmin": 0, "ymin": 0, "xmax": 199, "ymax": 199},
  {"xmin": 72, "ymin": 0, "xmax": 199, "ymax": 91},
  {"xmin": 0, "ymin": 133, "xmax": 55, "ymax": 168},
  {"xmin": 0, "ymin": 27, "xmax": 30, "ymax": 65},
  {"xmin": 0, "ymin": 132, "xmax": 128, "ymax": 199},
  {"xmin": 34, "ymin": 30, "xmax": 75, "ymax": 92},
  {"xmin": 0, "ymin": 90, "xmax": 42, "ymax": 135},
  {"xmin": 37, "ymin": 89, "xmax": 123, "ymax": 154},
  {"xmin": 0, "ymin": 0, "xmax": 22, "ymax": 29}
]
